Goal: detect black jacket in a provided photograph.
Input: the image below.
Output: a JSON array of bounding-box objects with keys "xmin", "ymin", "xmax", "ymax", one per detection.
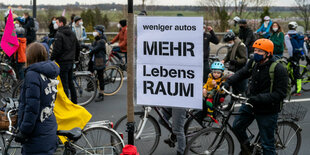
[
  {"xmin": 91, "ymin": 38, "xmax": 106, "ymax": 70},
  {"xmin": 48, "ymin": 23, "xmax": 57, "ymax": 38},
  {"xmin": 203, "ymin": 30, "xmax": 219, "ymax": 60},
  {"xmin": 22, "ymin": 16, "xmax": 36, "ymax": 42},
  {"xmin": 51, "ymin": 26, "xmax": 80, "ymax": 64},
  {"xmin": 238, "ymin": 27, "xmax": 255, "ymax": 54},
  {"xmin": 226, "ymin": 58, "xmax": 288, "ymax": 114}
]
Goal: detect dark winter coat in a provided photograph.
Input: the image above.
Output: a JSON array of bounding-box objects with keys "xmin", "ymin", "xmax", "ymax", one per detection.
[
  {"xmin": 51, "ymin": 25, "xmax": 80, "ymax": 64},
  {"xmin": 22, "ymin": 16, "xmax": 36, "ymax": 44},
  {"xmin": 223, "ymin": 37, "xmax": 247, "ymax": 72},
  {"xmin": 226, "ymin": 58, "xmax": 288, "ymax": 114},
  {"xmin": 238, "ymin": 26, "xmax": 256, "ymax": 55},
  {"xmin": 18, "ymin": 61, "xmax": 60, "ymax": 155},
  {"xmin": 203, "ymin": 30, "xmax": 219, "ymax": 60},
  {"xmin": 48, "ymin": 23, "xmax": 57, "ymax": 38},
  {"xmin": 91, "ymin": 38, "xmax": 107, "ymax": 70}
]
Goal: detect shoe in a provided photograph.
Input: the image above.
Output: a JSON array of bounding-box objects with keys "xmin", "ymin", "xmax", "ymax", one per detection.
[
  {"xmin": 176, "ymin": 151, "xmax": 183, "ymax": 155},
  {"xmin": 164, "ymin": 134, "xmax": 176, "ymax": 148},
  {"xmin": 292, "ymin": 93, "xmax": 301, "ymax": 96},
  {"xmin": 95, "ymin": 93, "xmax": 104, "ymax": 102}
]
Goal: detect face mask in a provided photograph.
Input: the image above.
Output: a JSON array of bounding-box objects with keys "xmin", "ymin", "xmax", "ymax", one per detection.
[
  {"xmin": 239, "ymin": 26, "xmax": 245, "ymax": 29},
  {"xmin": 117, "ymin": 23, "xmax": 121, "ymax": 29},
  {"xmin": 53, "ymin": 23, "xmax": 58, "ymax": 30},
  {"xmin": 227, "ymin": 43, "xmax": 234, "ymax": 47},
  {"xmin": 253, "ymin": 53, "xmax": 264, "ymax": 62},
  {"xmin": 52, "ymin": 20, "xmax": 56, "ymax": 24},
  {"xmin": 15, "ymin": 24, "xmax": 19, "ymax": 28},
  {"xmin": 95, "ymin": 36, "xmax": 101, "ymax": 40},
  {"xmin": 79, "ymin": 22, "xmax": 83, "ymax": 26},
  {"xmin": 92, "ymin": 31, "xmax": 98, "ymax": 37},
  {"xmin": 273, "ymin": 28, "xmax": 278, "ymax": 32}
]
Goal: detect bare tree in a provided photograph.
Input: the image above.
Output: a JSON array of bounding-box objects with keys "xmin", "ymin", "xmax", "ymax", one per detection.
[{"xmin": 294, "ymin": 0, "xmax": 310, "ymax": 32}]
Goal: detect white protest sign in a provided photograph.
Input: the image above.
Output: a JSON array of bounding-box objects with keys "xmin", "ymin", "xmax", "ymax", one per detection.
[{"xmin": 136, "ymin": 16, "xmax": 203, "ymax": 109}]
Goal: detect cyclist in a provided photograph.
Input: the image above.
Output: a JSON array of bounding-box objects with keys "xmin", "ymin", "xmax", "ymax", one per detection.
[
  {"xmin": 256, "ymin": 16, "xmax": 273, "ymax": 39},
  {"xmin": 269, "ymin": 22, "xmax": 284, "ymax": 58},
  {"xmin": 203, "ymin": 62, "xmax": 227, "ymax": 117},
  {"xmin": 222, "ymin": 39, "xmax": 289, "ymax": 155},
  {"xmin": 285, "ymin": 21, "xmax": 308, "ymax": 96},
  {"xmin": 221, "ymin": 31, "xmax": 247, "ymax": 97},
  {"xmin": 203, "ymin": 25, "xmax": 219, "ymax": 83},
  {"xmin": 13, "ymin": 17, "xmax": 27, "ymax": 80},
  {"xmin": 109, "ymin": 19, "xmax": 127, "ymax": 65},
  {"xmin": 72, "ymin": 16, "xmax": 87, "ymax": 44},
  {"xmin": 88, "ymin": 25, "xmax": 107, "ymax": 102},
  {"xmin": 232, "ymin": 16, "xmax": 240, "ymax": 35},
  {"xmin": 16, "ymin": 43, "xmax": 59, "ymax": 154},
  {"xmin": 238, "ymin": 19, "xmax": 256, "ymax": 57}
]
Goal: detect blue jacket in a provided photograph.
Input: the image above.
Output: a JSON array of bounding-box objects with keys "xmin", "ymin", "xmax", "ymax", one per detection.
[
  {"xmin": 256, "ymin": 20, "xmax": 273, "ymax": 38},
  {"xmin": 18, "ymin": 61, "xmax": 60, "ymax": 155}
]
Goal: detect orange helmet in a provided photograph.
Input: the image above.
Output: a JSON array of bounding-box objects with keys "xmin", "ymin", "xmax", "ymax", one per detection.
[{"xmin": 252, "ymin": 39, "xmax": 274, "ymax": 55}]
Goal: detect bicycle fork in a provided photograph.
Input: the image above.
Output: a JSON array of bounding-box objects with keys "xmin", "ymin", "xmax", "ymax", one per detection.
[{"xmin": 135, "ymin": 107, "xmax": 152, "ymax": 140}]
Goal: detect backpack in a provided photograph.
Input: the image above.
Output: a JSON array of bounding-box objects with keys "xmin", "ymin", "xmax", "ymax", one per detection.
[
  {"xmin": 250, "ymin": 59, "xmax": 291, "ymax": 108},
  {"xmin": 31, "ymin": 18, "xmax": 39, "ymax": 32},
  {"xmin": 289, "ymin": 33, "xmax": 304, "ymax": 55}
]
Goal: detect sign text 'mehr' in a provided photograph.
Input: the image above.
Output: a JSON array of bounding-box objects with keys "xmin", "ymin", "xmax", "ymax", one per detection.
[{"xmin": 143, "ymin": 41, "xmax": 195, "ymax": 56}]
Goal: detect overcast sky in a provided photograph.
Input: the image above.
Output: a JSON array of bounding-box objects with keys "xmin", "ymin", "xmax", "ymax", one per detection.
[{"xmin": 0, "ymin": 0, "xmax": 297, "ymax": 7}]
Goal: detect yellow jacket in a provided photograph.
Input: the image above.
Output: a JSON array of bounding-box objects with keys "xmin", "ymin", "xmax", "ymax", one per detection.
[{"xmin": 203, "ymin": 73, "xmax": 226, "ymax": 92}]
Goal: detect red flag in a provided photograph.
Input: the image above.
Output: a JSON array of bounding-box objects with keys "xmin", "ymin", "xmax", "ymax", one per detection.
[{"xmin": 0, "ymin": 9, "xmax": 19, "ymax": 57}]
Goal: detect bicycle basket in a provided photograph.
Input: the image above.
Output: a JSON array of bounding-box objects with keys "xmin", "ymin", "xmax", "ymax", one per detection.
[
  {"xmin": 0, "ymin": 110, "xmax": 17, "ymax": 130},
  {"xmin": 279, "ymin": 103, "xmax": 307, "ymax": 121}
]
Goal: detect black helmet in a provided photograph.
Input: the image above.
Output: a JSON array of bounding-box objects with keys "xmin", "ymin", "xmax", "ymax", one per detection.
[
  {"xmin": 223, "ymin": 31, "xmax": 236, "ymax": 42},
  {"xmin": 238, "ymin": 19, "xmax": 247, "ymax": 24},
  {"xmin": 73, "ymin": 16, "xmax": 82, "ymax": 23},
  {"xmin": 94, "ymin": 25, "xmax": 105, "ymax": 34}
]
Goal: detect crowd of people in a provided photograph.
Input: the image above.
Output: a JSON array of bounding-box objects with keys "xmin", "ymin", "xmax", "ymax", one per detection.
[{"xmin": 1, "ymin": 9, "xmax": 310, "ymax": 155}]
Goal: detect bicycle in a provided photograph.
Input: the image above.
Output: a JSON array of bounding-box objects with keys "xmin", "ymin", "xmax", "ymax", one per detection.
[
  {"xmin": 0, "ymin": 98, "xmax": 125, "ymax": 155},
  {"xmin": 113, "ymin": 105, "xmax": 219, "ymax": 155},
  {"xmin": 215, "ymin": 45, "xmax": 229, "ymax": 62},
  {"xmin": 184, "ymin": 87, "xmax": 303, "ymax": 155},
  {"xmin": 0, "ymin": 50, "xmax": 17, "ymax": 97}
]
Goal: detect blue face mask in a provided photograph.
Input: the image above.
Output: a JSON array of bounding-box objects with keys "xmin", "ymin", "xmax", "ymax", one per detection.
[
  {"xmin": 253, "ymin": 53, "xmax": 264, "ymax": 62},
  {"xmin": 52, "ymin": 20, "xmax": 56, "ymax": 24}
]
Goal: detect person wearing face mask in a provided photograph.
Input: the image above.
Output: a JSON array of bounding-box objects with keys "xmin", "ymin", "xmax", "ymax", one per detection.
[
  {"xmin": 21, "ymin": 12, "xmax": 36, "ymax": 45},
  {"xmin": 13, "ymin": 18, "xmax": 27, "ymax": 80},
  {"xmin": 109, "ymin": 19, "xmax": 128, "ymax": 65},
  {"xmin": 87, "ymin": 25, "xmax": 107, "ymax": 102},
  {"xmin": 238, "ymin": 19, "xmax": 256, "ymax": 57},
  {"xmin": 72, "ymin": 16, "xmax": 87, "ymax": 44},
  {"xmin": 269, "ymin": 22, "xmax": 284, "ymax": 59},
  {"xmin": 51, "ymin": 16, "xmax": 80, "ymax": 104},
  {"xmin": 222, "ymin": 39, "xmax": 288, "ymax": 155},
  {"xmin": 256, "ymin": 16, "xmax": 273, "ymax": 39},
  {"xmin": 48, "ymin": 17, "xmax": 57, "ymax": 38}
]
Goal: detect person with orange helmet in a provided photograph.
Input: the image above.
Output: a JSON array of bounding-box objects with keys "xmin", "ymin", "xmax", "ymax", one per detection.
[{"xmin": 222, "ymin": 39, "xmax": 289, "ymax": 155}]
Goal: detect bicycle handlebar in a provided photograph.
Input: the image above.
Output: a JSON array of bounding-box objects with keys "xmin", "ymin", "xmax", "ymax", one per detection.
[{"xmin": 221, "ymin": 87, "xmax": 253, "ymax": 108}]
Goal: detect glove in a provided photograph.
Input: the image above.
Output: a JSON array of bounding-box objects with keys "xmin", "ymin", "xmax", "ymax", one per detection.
[
  {"xmin": 262, "ymin": 32, "xmax": 266, "ymax": 35},
  {"xmin": 247, "ymin": 96, "xmax": 259, "ymax": 107},
  {"xmin": 15, "ymin": 131, "xmax": 28, "ymax": 143},
  {"xmin": 221, "ymin": 82, "xmax": 230, "ymax": 90},
  {"xmin": 230, "ymin": 60, "xmax": 237, "ymax": 65}
]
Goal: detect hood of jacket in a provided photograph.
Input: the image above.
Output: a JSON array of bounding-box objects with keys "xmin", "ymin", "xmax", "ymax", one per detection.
[
  {"xmin": 58, "ymin": 25, "xmax": 73, "ymax": 36},
  {"xmin": 26, "ymin": 61, "xmax": 60, "ymax": 79}
]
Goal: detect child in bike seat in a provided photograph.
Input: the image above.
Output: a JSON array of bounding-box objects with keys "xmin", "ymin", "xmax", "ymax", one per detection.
[{"xmin": 203, "ymin": 62, "xmax": 227, "ymax": 116}]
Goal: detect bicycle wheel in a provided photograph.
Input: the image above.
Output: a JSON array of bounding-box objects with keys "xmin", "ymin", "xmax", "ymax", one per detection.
[
  {"xmin": 184, "ymin": 127, "xmax": 234, "ymax": 155},
  {"xmin": 103, "ymin": 66, "xmax": 123, "ymax": 96},
  {"xmin": 300, "ymin": 65, "xmax": 310, "ymax": 91},
  {"xmin": 216, "ymin": 45, "xmax": 229, "ymax": 62},
  {"xmin": 0, "ymin": 66, "xmax": 17, "ymax": 95},
  {"xmin": 114, "ymin": 112, "xmax": 161, "ymax": 155},
  {"xmin": 275, "ymin": 121, "xmax": 301, "ymax": 155},
  {"xmin": 1, "ymin": 131, "xmax": 22, "ymax": 155},
  {"xmin": 12, "ymin": 80, "xmax": 23, "ymax": 99},
  {"xmin": 74, "ymin": 74, "xmax": 97, "ymax": 106}
]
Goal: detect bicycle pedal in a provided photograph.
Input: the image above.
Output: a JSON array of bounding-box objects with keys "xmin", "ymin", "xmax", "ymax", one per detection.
[{"xmin": 164, "ymin": 139, "xmax": 176, "ymax": 148}]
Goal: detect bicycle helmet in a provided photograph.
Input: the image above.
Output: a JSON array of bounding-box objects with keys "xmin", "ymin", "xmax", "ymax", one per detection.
[
  {"xmin": 223, "ymin": 31, "xmax": 236, "ymax": 42},
  {"xmin": 94, "ymin": 25, "xmax": 105, "ymax": 35},
  {"xmin": 288, "ymin": 21, "xmax": 298, "ymax": 30},
  {"xmin": 264, "ymin": 16, "xmax": 270, "ymax": 21},
  {"xmin": 252, "ymin": 39, "xmax": 274, "ymax": 55},
  {"xmin": 233, "ymin": 16, "xmax": 240, "ymax": 22},
  {"xmin": 211, "ymin": 61, "xmax": 225, "ymax": 71}
]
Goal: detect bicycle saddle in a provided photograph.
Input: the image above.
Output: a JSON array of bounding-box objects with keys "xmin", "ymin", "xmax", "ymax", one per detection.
[{"xmin": 57, "ymin": 127, "xmax": 82, "ymax": 141}]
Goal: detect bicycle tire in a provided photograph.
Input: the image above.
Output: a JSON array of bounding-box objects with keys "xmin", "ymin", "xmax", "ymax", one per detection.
[
  {"xmin": 74, "ymin": 74, "xmax": 97, "ymax": 106},
  {"xmin": 300, "ymin": 65, "xmax": 310, "ymax": 91},
  {"xmin": 114, "ymin": 112, "xmax": 161, "ymax": 155},
  {"xmin": 275, "ymin": 121, "xmax": 301, "ymax": 155},
  {"xmin": 103, "ymin": 66, "xmax": 124, "ymax": 96},
  {"xmin": 12, "ymin": 80, "xmax": 23, "ymax": 99},
  {"xmin": 184, "ymin": 127, "xmax": 234, "ymax": 155},
  {"xmin": 215, "ymin": 45, "xmax": 229, "ymax": 62},
  {"xmin": 1, "ymin": 131, "xmax": 22, "ymax": 155},
  {"xmin": 0, "ymin": 66, "xmax": 17, "ymax": 94}
]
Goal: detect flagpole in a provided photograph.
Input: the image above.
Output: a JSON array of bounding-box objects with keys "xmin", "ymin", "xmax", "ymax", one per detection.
[
  {"xmin": 127, "ymin": 0, "xmax": 135, "ymax": 145},
  {"xmin": 33, "ymin": 0, "xmax": 36, "ymax": 18}
]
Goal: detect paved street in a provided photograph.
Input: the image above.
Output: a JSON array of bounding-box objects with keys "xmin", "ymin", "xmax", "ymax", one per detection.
[{"xmin": 84, "ymin": 80, "xmax": 310, "ymax": 155}]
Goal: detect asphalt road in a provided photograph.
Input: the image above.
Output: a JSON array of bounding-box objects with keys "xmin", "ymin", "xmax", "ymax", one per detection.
[{"xmin": 84, "ymin": 80, "xmax": 310, "ymax": 155}]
